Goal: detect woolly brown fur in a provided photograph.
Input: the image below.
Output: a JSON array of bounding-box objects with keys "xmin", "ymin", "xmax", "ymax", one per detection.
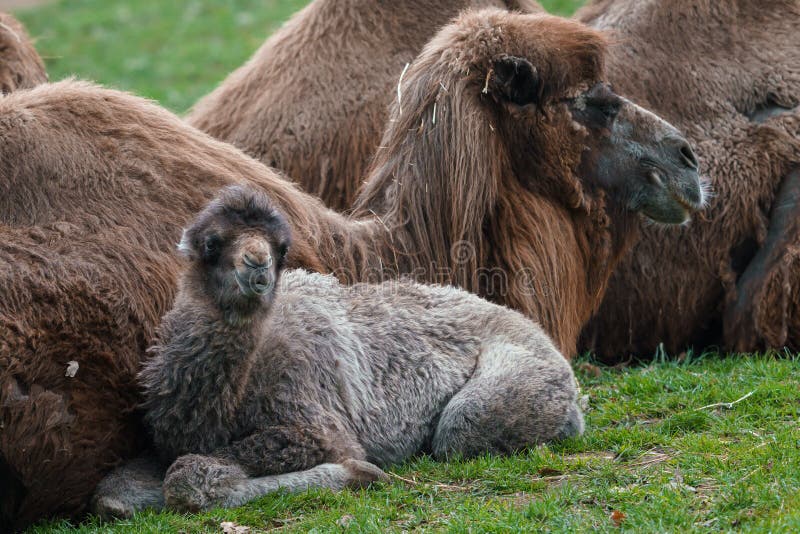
[
  {"xmin": 576, "ymin": 0, "xmax": 800, "ymax": 358},
  {"xmin": 0, "ymin": 12, "xmax": 46, "ymax": 94}
]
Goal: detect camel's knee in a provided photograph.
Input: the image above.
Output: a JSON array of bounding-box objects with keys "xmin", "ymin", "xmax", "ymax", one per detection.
[
  {"xmin": 556, "ymin": 403, "xmax": 585, "ymax": 440},
  {"xmin": 163, "ymin": 455, "xmax": 246, "ymax": 512},
  {"xmin": 431, "ymin": 394, "xmax": 490, "ymax": 460},
  {"xmin": 432, "ymin": 394, "xmax": 583, "ymax": 460}
]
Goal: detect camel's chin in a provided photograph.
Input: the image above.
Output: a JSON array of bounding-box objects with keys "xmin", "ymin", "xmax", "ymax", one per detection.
[
  {"xmin": 640, "ymin": 205, "xmax": 691, "ymax": 226},
  {"xmin": 640, "ymin": 189, "xmax": 706, "ymax": 225}
]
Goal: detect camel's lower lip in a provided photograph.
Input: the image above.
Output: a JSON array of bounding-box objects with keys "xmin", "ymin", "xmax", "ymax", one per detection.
[
  {"xmin": 643, "ymin": 211, "xmax": 689, "ymax": 225},
  {"xmin": 671, "ymin": 192, "xmax": 702, "ymax": 213},
  {"xmin": 641, "ymin": 200, "xmax": 691, "ymax": 225}
]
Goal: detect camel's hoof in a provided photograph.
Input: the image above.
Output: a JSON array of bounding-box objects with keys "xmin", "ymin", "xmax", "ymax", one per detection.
[
  {"xmin": 164, "ymin": 454, "xmax": 245, "ymax": 512},
  {"xmin": 91, "ymin": 496, "xmax": 135, "ymax": 520},
  {"xmin": 342, "ymin": 459, "xmax": 388, "ymax": 489}
]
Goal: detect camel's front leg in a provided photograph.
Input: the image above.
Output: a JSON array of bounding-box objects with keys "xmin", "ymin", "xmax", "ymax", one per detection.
[
  {"xmin": 724, "ymin": 166, "xmax": 800, "ymax": 351},
  {"xmin": 212, "ymin": 423, "xmax": 367, "ymax": 476},
  {"xmin": 163, "ymin": 425, "xmax": 386, "ymax": 512},
  {"xmin": 90, "ymin": 455, "xmax": 167, "ymax": 519},
  {"xmin": 163, "ymin": 455, "xmax": 386, "ymax": 512}
]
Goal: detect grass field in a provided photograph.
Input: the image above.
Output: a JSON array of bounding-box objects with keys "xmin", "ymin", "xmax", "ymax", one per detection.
[
  {"xmin": 31, "ymin": 354, "xmax": 800, "ymax": 533},
  {"xmin": 11, "ymin": 0, "xmax": 800, "ymax": 532}
]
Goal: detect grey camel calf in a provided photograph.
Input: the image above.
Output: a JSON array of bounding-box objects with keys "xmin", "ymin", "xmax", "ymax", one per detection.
[{"xmin": 93, "ymin": 185, "xmax": 583, "ymax": 516}]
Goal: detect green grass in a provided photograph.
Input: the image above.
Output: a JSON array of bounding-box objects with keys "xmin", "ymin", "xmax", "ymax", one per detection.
[
  {"xmin": 542, "ymin": 0, "xmax": 586, "ymax": 15},
  {"xmin": 29, "ymin": 353, "xmax": 800, "ymax": 533},
  {"xmin": 13, "ymin": 1, "xmax": 800, "ymax": 532},
  {"xmin": 17, "ymin": 0, "xmax": 311, "ymax": 112}
]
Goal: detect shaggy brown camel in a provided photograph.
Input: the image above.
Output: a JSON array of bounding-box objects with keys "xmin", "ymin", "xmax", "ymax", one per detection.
[
  {"xmin": 0, "ymin": 12, "xmax": 46, "ymax": 93},
  {"xmin": 575, "ymin": 0, "xmax": 800, "ymax": 359},
  {"xmin": 0, "ymin": 224, "xmax": 178, "ymax": 529},
  {"xmin": 186, "ymin": 0, "xmax": 543, "ymax": 211},
  {"xmin": 0, "ymin": 10, "xmax": 700, "ymax": 529}
]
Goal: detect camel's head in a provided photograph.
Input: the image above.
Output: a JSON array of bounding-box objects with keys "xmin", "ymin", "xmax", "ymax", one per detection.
[
  {"xmin": 446, "ymin": 10, "xmax": 704, "ymax": 224},
  {"xmin": 178, "ymin": 185, "xmax": 291, "ymax": 316},
  {"xmin": 566, "ymin": 82, "xmax": 704, "ymax": 224}
]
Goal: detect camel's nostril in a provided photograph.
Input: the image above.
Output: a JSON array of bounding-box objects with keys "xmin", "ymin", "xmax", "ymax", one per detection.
[{"xmin": 678, "ymin": 141, "xmax": 699, "ymax": 171}]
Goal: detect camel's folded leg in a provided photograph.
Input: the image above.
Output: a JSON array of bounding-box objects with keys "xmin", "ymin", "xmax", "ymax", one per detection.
[
  {"xmin": 90, "ymin": 454, "xmax": 167, "ymax": 520},
  {"xmin": 163, "ymin": 454, "xmax": 386, "ymax": 512},
  {"xmin": 724, "ymin": 167, "xmax": 800, "ymax": 352},
  {"xmin": 431, "ymin": 338, "xmax": 582, "ymax": 460}
]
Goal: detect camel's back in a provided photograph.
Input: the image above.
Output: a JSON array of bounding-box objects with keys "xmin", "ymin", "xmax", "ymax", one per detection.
[
  {"xmin": 255, "ymin": 269, "xmax": 554, "ymax": 464},
  {"xmin": 274, "ymin": 269, "xmax": 544, "ymax": 357}
]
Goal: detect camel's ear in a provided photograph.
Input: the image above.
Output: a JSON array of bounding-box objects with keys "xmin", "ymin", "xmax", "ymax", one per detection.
[
  {"xmin": 492, "ymin": 56, "xmax": 540, "ymax": 106},
  {"xmin": 177, "ymin": 229, "xmax": 197, "ymax": 259},
  {"xmin": 277, "ymin": 241, "xmax": 289, "ymax": 259}
]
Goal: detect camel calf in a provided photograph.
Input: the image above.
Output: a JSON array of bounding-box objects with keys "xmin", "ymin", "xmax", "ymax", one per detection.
[{"xmin": 94, "ymin": 186, "xmax": 583, "ymax": 515}]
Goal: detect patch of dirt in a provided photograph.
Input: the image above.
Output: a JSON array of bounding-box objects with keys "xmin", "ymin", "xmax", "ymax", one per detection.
[
  {"xmin": 505, "ymin": 491, "xmax": 537, "ymax": 509},
  {"xmin": 626, "ymin": 448, "xmax": 674, "ymax": 468},
  {"xmin": 565, "ymin": 451, "xmax": 617, "ymax": 463},
  {"xmin": 0, "ymin": 0, "xmax": 51, "ymax": 11}
]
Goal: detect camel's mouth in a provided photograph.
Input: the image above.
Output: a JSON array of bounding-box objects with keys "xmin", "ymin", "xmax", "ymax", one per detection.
[
  {"xmin": 672, "ymin": 191, "xmax": 705, "ymax": 215},
  {"xmin": 234, "ymin": 268, "xmax": 274, "ymax": 297},
  {"xmin": 638, "ymin": 167, "xmax": 705, "ymax": 225},
  {"xmin": 641, "ymin": 193, "xmax": 704, "ymax": 225}
]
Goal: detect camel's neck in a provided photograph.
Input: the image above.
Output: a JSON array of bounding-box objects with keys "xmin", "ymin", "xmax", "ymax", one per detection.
[
  {"xmin": 141, "ymin": 287, "xmax": 269, "ymax": 459},
  {"xmin": 476, "ymin": 184, "xmax": 638, "ymax": 357}
]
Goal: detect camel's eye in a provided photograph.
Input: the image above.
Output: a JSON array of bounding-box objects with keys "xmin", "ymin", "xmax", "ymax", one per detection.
[
  {"xmin": 585, "ymin": 85, "xmax": 621, "ymax": 123},
  {"xmin": 203, "ymin": 234, "xmax": 221, "ymax": 260},
  {"xmin": 593, "ymin": 101, "xmax": 619, "ymax": 121}
]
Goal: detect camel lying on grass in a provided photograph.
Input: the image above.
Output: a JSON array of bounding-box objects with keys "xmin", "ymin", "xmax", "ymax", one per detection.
[{"xmin": 93, "ymin": 186, "xmax": 584, "ymax": 516}]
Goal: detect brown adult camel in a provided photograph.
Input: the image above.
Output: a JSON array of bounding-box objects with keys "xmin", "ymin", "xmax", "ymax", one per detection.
[{"xmin": 576, "ymin": 0, "xmax": 800, "ymax": 358}]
